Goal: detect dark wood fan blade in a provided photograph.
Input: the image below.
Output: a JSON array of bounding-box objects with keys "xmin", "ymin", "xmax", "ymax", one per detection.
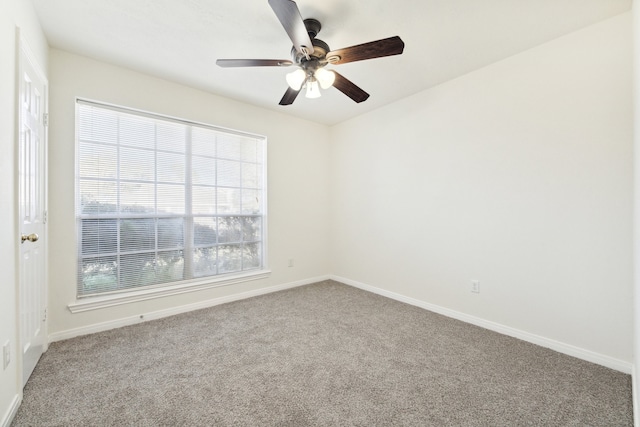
[
  {"xmin": 216, "ymin": 59, "xmax": 293, "ymax": 68},
  {"xmin": 279, "ymin": 86, "xmax": 302, "ymax": 105},
  {"xmin": 268, "ymin": 0, "xmax": 314, "ymax": 55},
  {"xmin": 327, "ymin": 36, "xmax": 404, "ymax": 65},
  {"xmin": 332, "ymin": 72, "xmax": 369, "ymax": 103}
]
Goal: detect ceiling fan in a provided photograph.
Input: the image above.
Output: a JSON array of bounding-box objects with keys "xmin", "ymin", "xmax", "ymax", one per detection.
[{"xmin": 216, "ymin": 0, "xmax": 405, "ymax": 106}]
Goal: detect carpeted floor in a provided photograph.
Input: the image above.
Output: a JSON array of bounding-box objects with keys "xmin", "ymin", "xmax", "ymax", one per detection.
[{"xmin": 12, "ymin": 280, "xmax": 632, "ymax": 426}]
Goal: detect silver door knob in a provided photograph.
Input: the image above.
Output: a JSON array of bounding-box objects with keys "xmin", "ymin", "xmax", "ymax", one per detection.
[{"xmin": 21, "ymin": 233, "xmax": 39, "ymax": 243}]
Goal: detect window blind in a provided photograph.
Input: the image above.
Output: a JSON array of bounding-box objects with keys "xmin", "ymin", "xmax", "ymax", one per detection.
[{"xmin": 76, "ymin": 100, "xmax": 266, "ymax": 297}]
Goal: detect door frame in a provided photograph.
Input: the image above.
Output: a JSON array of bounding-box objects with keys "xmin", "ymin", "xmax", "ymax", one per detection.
[{"xmin": 16, "ymin": 27, "xmax": 49, "ymax": 387}]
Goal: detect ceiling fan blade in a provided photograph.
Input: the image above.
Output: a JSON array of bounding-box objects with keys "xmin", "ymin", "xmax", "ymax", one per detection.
[
  {"xmin": 327, "ymin": 36, "xmax": 404, "ymax": 65},
  {"xmin": 279, "ymin": 86, "xmax": 302, "ymax": 105},
  {"xmin": 268, "ymin": 0, "xmax": 314, "ymax": 55},
  {"xmin": 216, "ymin": 59, "xmax": 293, "ymax": 68},
  {"xmin": 332, "ymin": 72, "xmax": 370, "ymax": 103}
]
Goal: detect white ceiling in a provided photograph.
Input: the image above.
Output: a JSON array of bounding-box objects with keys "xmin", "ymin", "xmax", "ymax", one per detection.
[{"xmin": 32, "ymin": 0, "xmax": 631, "ymax": 126}]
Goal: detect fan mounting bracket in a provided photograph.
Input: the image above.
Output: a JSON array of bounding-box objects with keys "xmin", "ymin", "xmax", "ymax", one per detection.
[{"xmin": 304, "ymin": 18, "xmax": 321, "ymax": 39}]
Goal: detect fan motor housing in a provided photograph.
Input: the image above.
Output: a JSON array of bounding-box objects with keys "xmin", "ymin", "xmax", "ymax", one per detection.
[
  {"xmin": 290, "ymin": 19, "xmax": 330, "ymax": 65},
  {"xmin": 291, "ymin": 38, "xmax": 330, "ymax": 64}
]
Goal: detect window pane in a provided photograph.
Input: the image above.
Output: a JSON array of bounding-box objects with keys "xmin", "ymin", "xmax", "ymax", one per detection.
[
  {"xmin": 194, "ymin": 217, "xmax": 216, "ymax": 246},
  {"xmin": 242, "ymin": 163, "xmax": 262, "ymax": 189},
  {"xmin": 79, "ymin": 142, "xmax": 117, "ymax": 179},
  {"xmin": 79, "ymin": 256, "xmax": 117, "ymax": 294},
  {"xmin": 217, "ymin": 159, "xmax": 241, "ymax": 187},
  {"xmin": 192, "ymin": 156, "xmax": 215, "ymax": 185},
  {"xmin": 217, "ymin": 134, "xmax": 242, "ymax": 160},
  {"xmin": 155, "ymin": 250, "xmax": 184, "ymax": 284},
  {"xmin": 120, "ymin": 147, "xmax": 155, "ymax": 181},
  {"xmin": 217, "ymin": 188, "xmax": 241, "ymax": 213},
  {"xmin": 241, "ymin": 163, "xmax": 259, "ymax": 189},
  {"xmin": 242, "ymin": 217, "xmax": 261, "ymax": 242},
  {"xmin": 157, "ymin": 184, "xmax": 185, "ymax": 214},
  {"xmin": 218, "ymin": 216, "xmax": 241, "ymax": 243},
  {"xmin": 78, "ymin": 105, "xmax": 118, "ymax": 144},
  {"xmin": 193, "ymin": 186, "xmax": 216, "ymax": 214},
  {"xmin": 120, "ymin": 182, "xmax": 155, "ymax": 214},
  {"xmin": 157, "ymin": 152, "xmax": 185, "ymax": 184},
  {"xmin": 241, "ymin": 139, "xmax": 258, "ymax": 163},
  {"xmin": 79, "ymin": 180, "xmax": 117, "ymax": 214},
  {"xmin": 194, "ymin": 247, "xmax": 217, "ymax": 277},
  {"xmin": 158, "ymin": 218, "xmax": 184, "ymax": 249},
  {"xmin": 218, "ymin": 244, "xmax": 242, "ymax": 274},
  {"xmin": 192, "ymin": 127, "xmax": 216, "ymax": 157},
  {"xmin": 157, "ymin": 122, "xmax": 185, "ymax": 153},
  {"xmin": 81, "ymin": 219, "xmax": 117, "ymax": 255},
  {"xmin": 120, "ymin": 218, "xmax": 155, "ymax": 253},
  {"xmin": 119, "ymin": 115, "xmax": 155, "ymax": 148},
  {"xmin": 243, "ymin": 243, "xmax": 261, "ymax": 269},
  {"xmin": 119, "ymin": 252, "xmax": 157, "ymax": 289},
  {"xmin": 242, "ymin": 189, "xmax": 261, "ymax": 214}
]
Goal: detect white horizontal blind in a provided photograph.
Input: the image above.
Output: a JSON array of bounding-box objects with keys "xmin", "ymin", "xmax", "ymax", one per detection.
[{"xmin": 76, "ymin": 100, "xmax": 266, "ymax": 297}]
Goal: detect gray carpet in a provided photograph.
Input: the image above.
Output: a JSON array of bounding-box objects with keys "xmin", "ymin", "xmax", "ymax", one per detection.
[{"xmin": 12, "ymin": 280, "xmax": 632, "ymax": 426}]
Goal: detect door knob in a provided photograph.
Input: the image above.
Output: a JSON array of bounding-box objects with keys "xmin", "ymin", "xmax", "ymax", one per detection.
[{"xmin": 21, "ymin": 233, "xmax": 39, "ymax": 243}]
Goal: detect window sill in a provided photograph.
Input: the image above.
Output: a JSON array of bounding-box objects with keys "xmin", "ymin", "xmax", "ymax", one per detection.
[{"xmin": 68, "ymin": 269, "xmax": 271, "ymax": 313}]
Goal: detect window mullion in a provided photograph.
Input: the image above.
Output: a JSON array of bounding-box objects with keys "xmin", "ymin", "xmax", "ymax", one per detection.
[
  {"xmin": 154, "ymin": 124, "xmax": 159, "ymax": 278},
  {"xmin": 184, "ymin": 127, "xmax": 194, "ymax": 280},
  {"xmin": 116, "ymin": 115, "xmax": 122, "ymax": 290}
]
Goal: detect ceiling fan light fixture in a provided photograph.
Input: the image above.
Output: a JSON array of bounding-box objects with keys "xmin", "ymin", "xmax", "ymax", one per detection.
[
  {"xmin": 216, "ymin": 0, "xmax": 405, "ymax": 106},
  {"xmin": 286, "ymin": 68, "xmax": 306, "ymax": 90},
  {"xmin": 305, "ymin": 78, "xmax": 321, "ymax": 98},
  {"xmin": 315, "ymin": 68, "xmax": 335, "ymax": 89}
]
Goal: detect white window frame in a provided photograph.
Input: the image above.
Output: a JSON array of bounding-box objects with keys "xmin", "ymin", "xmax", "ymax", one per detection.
[{"xmin": 69, "ymin": 98, "xmax": 269, "ymax": 313}]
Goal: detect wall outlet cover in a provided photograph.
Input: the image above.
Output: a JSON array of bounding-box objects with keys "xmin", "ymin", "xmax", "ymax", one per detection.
[{"xmin": 471, "ymin": 280, "xmax": 480, "ymax": 293}]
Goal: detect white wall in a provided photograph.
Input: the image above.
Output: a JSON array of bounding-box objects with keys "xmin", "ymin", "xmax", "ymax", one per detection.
[
  {"xmin": 47, "ymin": 50, "xmax": 331, "ymax": 336},
  {"xmin": 0, "ymin": 0, "xmax": 48, "ymax": 424},
  {"xmin": 330, "ymin": 13, "xmax": 633, "ymax": 366}
]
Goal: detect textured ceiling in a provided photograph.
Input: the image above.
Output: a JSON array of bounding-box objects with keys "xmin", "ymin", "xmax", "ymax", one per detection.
[{"xmin": 32, "ymin": 0, "xmax": 631, "ymax": 125}]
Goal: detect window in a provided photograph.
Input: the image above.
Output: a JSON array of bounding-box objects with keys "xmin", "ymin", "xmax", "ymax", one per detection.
[{"xmin": 76, "ymin": 100, "xmax": 266, "ymax": 298}]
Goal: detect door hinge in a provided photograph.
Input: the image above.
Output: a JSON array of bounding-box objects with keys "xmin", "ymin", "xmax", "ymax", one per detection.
[
  {"xmin": 43, "ymin": 210, "xmax": 47, "ymax": 224},
  {"xmin": 43, "ymin": 113, "xmax": 49, "ymax": 127},
  {"xmin": 42, "ymin": 308, "xmax": 47, "ymax": 322}
]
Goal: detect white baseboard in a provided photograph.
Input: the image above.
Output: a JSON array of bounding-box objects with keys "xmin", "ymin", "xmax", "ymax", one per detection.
[
  {"xmin": 48, "ymin": 273, "xmax": 633, "ymax": 374},
  {"xmin": 332, "ymin": 275, "xmax": 632, "ymax": 374},
  {"xmin": 1, "ymin": 394, "xmax": 21, "ymax": 427},
  {"xmin": 49, "ymin": 275, "xmax": 329, "ymax": 343}
]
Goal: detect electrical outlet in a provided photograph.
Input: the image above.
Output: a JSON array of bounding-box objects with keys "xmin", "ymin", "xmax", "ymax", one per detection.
[
  {"xmin": 3, "ymin": 341, "xmax": 10, "ymax": 370},
  {"xmin": 288, "ymin": 259, "xmax": 294, "ymax": 267},
  {"xmin": 471, "ymin": 280, "xmax": 480, "ymax": 294}
]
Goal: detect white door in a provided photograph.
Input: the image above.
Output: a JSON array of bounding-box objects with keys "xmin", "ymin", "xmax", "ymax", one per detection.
[{"xmin": 18, "ymin": 36, "xmax": 48, "ymax": 386}]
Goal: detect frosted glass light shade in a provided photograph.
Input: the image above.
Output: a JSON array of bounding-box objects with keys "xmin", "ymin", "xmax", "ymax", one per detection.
[
  {"xmin": 305, "ymin": 79, "xmax": 321, "ymax": 98},
  {"xmin": 315, "ymin": 68, "xmax": 335, "ymax": 89},
  {"xmin": 286, "ymin": 69, "xmax": 306, "ymax": 90}
]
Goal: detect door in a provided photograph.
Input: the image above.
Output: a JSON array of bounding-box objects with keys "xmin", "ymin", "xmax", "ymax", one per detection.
[{"xmin": 18, "ymin": 35, "xmax": 48, "ymax": 386}]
